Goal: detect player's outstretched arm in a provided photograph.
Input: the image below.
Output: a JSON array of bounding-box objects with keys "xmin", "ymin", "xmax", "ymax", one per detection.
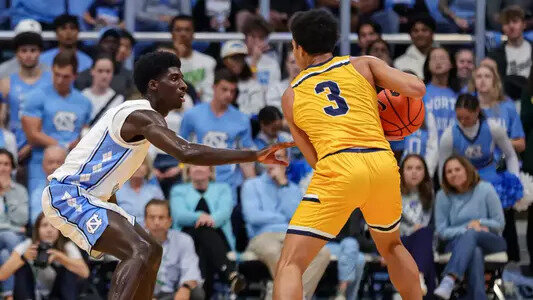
[
  {"xmin": 353, "ymin": 56, "xmax": 426, "ymax": 99},
  {"xmin": 123, "ymin": 110, "xmax": 293, "ymax": 166}
]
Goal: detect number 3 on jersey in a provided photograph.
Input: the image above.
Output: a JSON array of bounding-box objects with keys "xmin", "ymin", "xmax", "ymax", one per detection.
[{"xmin": 315, "ymin": 81, "xmax": 350, "ymax": 116}]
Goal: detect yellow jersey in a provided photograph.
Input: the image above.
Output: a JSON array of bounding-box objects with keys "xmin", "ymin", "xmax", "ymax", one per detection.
[{"xmin": 291, "ymin": 55, "xmax": 390, "ymax": 160}]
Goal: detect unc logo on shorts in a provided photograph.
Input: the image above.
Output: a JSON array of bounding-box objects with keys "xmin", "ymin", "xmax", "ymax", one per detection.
[
  {"xmin": 86, "ymin": 213, "xmax": 103, "ymax": 234},
  {"xmin": 202, "ymin": 131, "xmax": 229, "ymax": 148},
  {"xmin": 53, "ymin": 111, "xmax": 78, "ymax": 132},
  {"xmin": 465, "ymin": 145, "xmax": 483, "ymax": 159}
]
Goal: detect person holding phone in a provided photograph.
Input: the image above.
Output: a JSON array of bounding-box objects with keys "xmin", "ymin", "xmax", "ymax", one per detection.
[{"xmin": 0, "ymin": 213, "xmax": 89, "ymax": 300}]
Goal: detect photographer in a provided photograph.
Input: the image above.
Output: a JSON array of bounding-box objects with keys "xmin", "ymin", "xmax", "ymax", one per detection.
[{"xmin": 0, "ymin": 213, "xmax": 89, "ymax": 299}]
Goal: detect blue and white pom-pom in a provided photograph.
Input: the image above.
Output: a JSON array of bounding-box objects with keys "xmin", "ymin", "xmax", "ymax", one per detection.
[{"xmin": 514, "ymin": 171, "xmax": 533, "ymax": 212}]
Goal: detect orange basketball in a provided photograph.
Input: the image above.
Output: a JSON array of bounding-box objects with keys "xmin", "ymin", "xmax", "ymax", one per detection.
[{"xmin": 377, "ymin": 89, "xmax": 425, "ymax": 137}]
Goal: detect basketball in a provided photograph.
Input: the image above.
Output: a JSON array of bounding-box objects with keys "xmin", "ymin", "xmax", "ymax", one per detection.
[{"xmin": 377, "ymin": 89, "xmax": 425, "ymax": 137}]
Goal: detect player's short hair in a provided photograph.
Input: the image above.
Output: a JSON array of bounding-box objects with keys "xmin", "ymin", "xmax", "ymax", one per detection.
[
  {"xmin": 53, "ymin": 50, "xmax": 78, "ymax": 74},
  {"xmin": 441, "ymin": 155, "xmax": 480, "ymax": 194},
  {"xmin": 53, "ymin": 14, "xmax": 79, "ymax": 31},
  {"xmin": 242, "ymin": 15, "xmax": 272, "ymax": 38},
  {"xmin": 258, "ymin": 106, "xmax": 283, "ymax": 125},
  {"xmin": 289, "ymin": 9, "xmax": 339, "ymax": 55},
  {"xmin": 13, "ymin": 32, "xmax": 43, "ymax": 50},
  {"xmin": 0, "ymin": 148, "xmax": 16, "ymax": 169},
  {"xmin": 357, "ymin": 20, "xmax": 382, "ymax": 36},
  {"xmin": 145, "ymin": 199, "xmax": 171, "ymax": 217},
  {"xmin": 134, "ymin": 51, "xmax": 181, "ymax": 95},
  {"xmin": 169, "ymin": 14, "xmax": 194, "ymax": 31},
  {"xmin": 500, "ymin": 5, "xmax": 525, "ymax": 24},
  {"xmin": 214, "ymin": 67, "xmax": 238, "ymax": 85},
  {"xmin": 408, "ymin": 13, "xmax": 436, "ymax": 33}
]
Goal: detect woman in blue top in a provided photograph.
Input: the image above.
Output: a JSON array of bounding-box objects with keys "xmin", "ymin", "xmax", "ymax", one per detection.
[
  {"xmin": 469, "ymin": 64, "xmax": 526, "ymax": 154},
  {"xmin": 399, "ymin": 154, "xmax": 436, "ymax": 297},
  {"xmin": 170, "ymin": 165, "xmax": 245, "ymax": 298},
  {"xmin": 433, "ymin": 155, "xmax": 506, "ymax": 300},
  {"xmin": 423, "ymin": 47, "xmax": 461, "ymax": 141}
]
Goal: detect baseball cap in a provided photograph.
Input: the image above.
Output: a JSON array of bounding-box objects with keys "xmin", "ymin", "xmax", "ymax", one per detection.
[
  {"xmin": 14, "ymin": 19, "xmax": 42, "ymax": 35},
  {"xmin": 220, "ymin": 40, "xmax": 248, "ymax": 59},
  {"xmin": 99, "ymin": 27, "xmax": 121, "ymax": 42}
]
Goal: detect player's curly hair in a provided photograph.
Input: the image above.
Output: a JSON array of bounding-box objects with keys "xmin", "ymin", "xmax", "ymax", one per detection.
[
  {"xmin": 289, "ymin": 9, "xmax": 338, "ymax": 55},
  {"xmin": 134, "ymin": 51, "xmax": 181, "ymax": 95}
]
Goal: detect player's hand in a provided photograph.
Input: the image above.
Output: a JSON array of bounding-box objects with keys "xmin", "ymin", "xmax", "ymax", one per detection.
[
  {"xmin": 257, "ymin": 142, "xmax": 295, "ymax": 166},
  {"xmin": 23, "ymin": 244, "xmax": 38, "ymax": 261}
]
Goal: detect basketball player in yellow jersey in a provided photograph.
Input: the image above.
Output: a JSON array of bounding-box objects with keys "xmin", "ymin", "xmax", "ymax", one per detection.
[{"xmin": 274, "ymin": 9, "xmax": 426, "ymax": 300}]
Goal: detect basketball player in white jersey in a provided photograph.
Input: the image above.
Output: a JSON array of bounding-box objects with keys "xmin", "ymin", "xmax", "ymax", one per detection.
[{"xmin": 41, "ymin": 51, "xmax": 292, "ymax": 299}]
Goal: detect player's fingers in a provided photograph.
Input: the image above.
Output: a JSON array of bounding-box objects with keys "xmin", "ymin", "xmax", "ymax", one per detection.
[{"xmin": 274, "ymin": 142, "xmax": 296, "ymax": 149}]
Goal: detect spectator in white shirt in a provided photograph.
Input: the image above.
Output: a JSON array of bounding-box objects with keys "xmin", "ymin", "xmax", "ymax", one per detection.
[
  {"xmin": 394, "ymin": 14, "xmax": 435, "ymax": 79},
  {"xmin": 171, "ymin": 15, "xmax": 216, "ymax": 102},
  {"xmin": 242, "ymin": 15, "xmax": 281, "ymax": 87}
]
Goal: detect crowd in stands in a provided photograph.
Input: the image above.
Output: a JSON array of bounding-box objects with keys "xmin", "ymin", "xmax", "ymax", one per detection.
[{"xmin": 0, "ymin": 0, "xmax": 532, "ymax": 299}]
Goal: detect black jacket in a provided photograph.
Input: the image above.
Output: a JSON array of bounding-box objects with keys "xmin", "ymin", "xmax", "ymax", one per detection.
[{"xmin": 488, "ymin": 41, "xmax": 532, "ymax": 99}]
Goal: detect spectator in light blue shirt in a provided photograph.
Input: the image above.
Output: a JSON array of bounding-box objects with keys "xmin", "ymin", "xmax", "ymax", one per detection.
[
  {"xmin": 144, "ymin": 199, "xmax": 205, "ymax": 300},
  {"xmin": 40, "ymin": 15, "xmax": 93, "ymax": 73},
  {"xmin": 21, "ymin": 50, "xmax": 92, "ymax": 196},
  {"xmin": 434, "ymin": 155, "xmax": 506, "ymax": 300},
  {"xmin": 241, "ymin": 148, "xmax": 330, "ymax": 299},
  {"xmin": 180, "ymin": 68, "xmax": 256, "ymax": 203},
  {"xmin": 116, "ymin": 158, "xmax": 164, "ymax": 226}
]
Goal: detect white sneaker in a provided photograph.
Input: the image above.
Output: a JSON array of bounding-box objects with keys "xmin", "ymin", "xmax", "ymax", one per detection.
[
  {"xmin": 420, "ymin": 273, "xmax": 428, "ymax": 296},
  {"xmin": 434, "ymin": 276, "xmax": 455, "ymax": 300}
]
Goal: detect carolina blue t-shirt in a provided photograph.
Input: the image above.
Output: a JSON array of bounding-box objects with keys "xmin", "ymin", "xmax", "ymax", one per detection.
[
  {"xmin": 40, "ymin": 48, "xmax": 93, "ymax": 73},
  {"xmin": 180, "ymin": 103, "xmax": 254, "ymax": 197},
  {"xmin": 423, "ymin": 83, "xmax": 457, "ymax": 140},
  {"xmin": 5, "ymin": 71, "xmax": 52, "ymax": 149},
  {"xmin": 483, "ymin": 98, "xmax": 525, "ymax": 160}
]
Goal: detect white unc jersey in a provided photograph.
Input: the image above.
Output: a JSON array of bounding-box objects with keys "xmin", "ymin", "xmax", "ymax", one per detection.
[{"xmin": 50, "ymin": 100, "xmax": 155, "ymax": 201}]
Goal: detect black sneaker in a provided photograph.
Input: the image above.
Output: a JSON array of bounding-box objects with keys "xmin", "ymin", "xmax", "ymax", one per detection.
[{"xmin": 229, "ymin": 272, "xmax": 247, "ymax": 294}]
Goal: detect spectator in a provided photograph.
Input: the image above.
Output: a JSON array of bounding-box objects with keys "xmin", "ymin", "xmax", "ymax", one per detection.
[
  {"xmin": 10, "ymin": 0, "xmax": 67, "ymax": 30},
  {"xmin": 240, "ymin": 0, "xmax": 309, "ymax": 31},
  {"xmin": 0, "ymin": 20, "xmax": 50, "ymax": 161},
  {"xmin": 0, "ymin": 148, "xmax": 27, "ymax": 299},
  {"xmin": 439, "ymin": 94, "xmax": 522, "ymax": 261},
  {"xmin": 83, "ymin": 0, "xmax": 125, "ymax": 30},
  {"xmin": 116, "ymin": 158, "xmax": 164, "ymax": 226},
  {"xmin": 219, "ymin": 40, "xmax": 264, "ymax": 116},
  {"xmin": 116, "ymin": 29, "xmax": 135, "ymax": 66},
  {"xmin": 488, "ymin": 5, "xmax": 532, "ymax": 100},
  {"xmin": 40, "ymin": 15, "xmax": 93, "ymax": 73},
  {"xmin": 75, "ymin": 28, "xmax": 135, "ymax": 98},
  {"xmin": 242, "ymin": 15, "xmax": 281, "ymax": 88},
  {"xmin": 399, "ymin": 154, "xmax": 436, "ymax": 296},
  {"xmin": 170, "ymin": 165, "xmax": 246, "ymax": 297},
  {"xmin": 0, "ymin": 213, "xmax": 89, "ymax": 300},
  {"xmin": 521, "ymin": 65, "xmax": 533, "ymax": 276},
  {"xmin": 423, "ymin": 47, "xmax": 460, "ymax": 140},
  {"xmin": 469, "ymin": 64, "xmax": 526, "ymax": 154},
  {"xmin": 433, "ymin": 156, "xmax": 506, "ymax": 300},
  {"xmin": 402, "ymin": 110, "xmax": 439, "ymax": 176},
  {"xmin": 266, "ymin": 50, "xmax": 301, "ymax": 111},
  {"xmin": 144, "ymin": 199, "xmax": 205, "ymax": 300},
  {"xmin": 21, "ymin": 50, "xmax": 92, "ymax": 196},
  {"xmin": 192, "ymin": 0, "xmax": 239, "ymax": 32},
  {"xmin": 170, "ymin": 15, "xmax": 216, "ymax": 102},
  {"xmin": 438, "ymin": 0, "xmax": 475, "ymax": 32},
  {"xmin": 135, "ymin": 0, "xmax": 183, "ymax": 32},
  {"xmin": 241, "ymin": 148, "xmax": 330, "ymax": 299},
  {"xmin": 82, "ymin": 54, "xmax": 124, "ymax": 126},
  {"xmin": 180, "ymin": 68, "xmax": 256, "ymax": 203},
  {"xmin": 254, "ymin": 106, "xmax": 291, "ymax": 150},
  {"xmin": 394, "ymin": 14, "xmax": 435, "ymax": 79},
  {"xmin": 455, "ymin": 48, "xmax": 475, "ymax": 92},
  {"xmin": 385, "ymin": 0, "xmax": 431, "ymax": 32},
  {"xmin": 0, "ymin": 19, "xmax": 50, "ymax": 80},
  {"xmin": 367, "ymin": 38, "xmax": 392, "ymax": 66},
  {"xmin": 29, "ymin": 146, "xmax": 66, "ymax": 225},
  {"xmin": 355, "ymin": 20, "xmax": 382, "ymax": 55}
]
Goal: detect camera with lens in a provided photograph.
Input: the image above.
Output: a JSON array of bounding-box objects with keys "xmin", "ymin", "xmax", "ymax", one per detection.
[{"xmin": 34, "ymin": 242, "xmax": 52, "ymax": 268}]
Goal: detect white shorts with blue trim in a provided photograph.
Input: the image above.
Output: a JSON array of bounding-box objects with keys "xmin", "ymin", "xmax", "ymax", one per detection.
[{"xmin": 41, "ymin": 180, "xmax": 135, "ymax": 258}]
